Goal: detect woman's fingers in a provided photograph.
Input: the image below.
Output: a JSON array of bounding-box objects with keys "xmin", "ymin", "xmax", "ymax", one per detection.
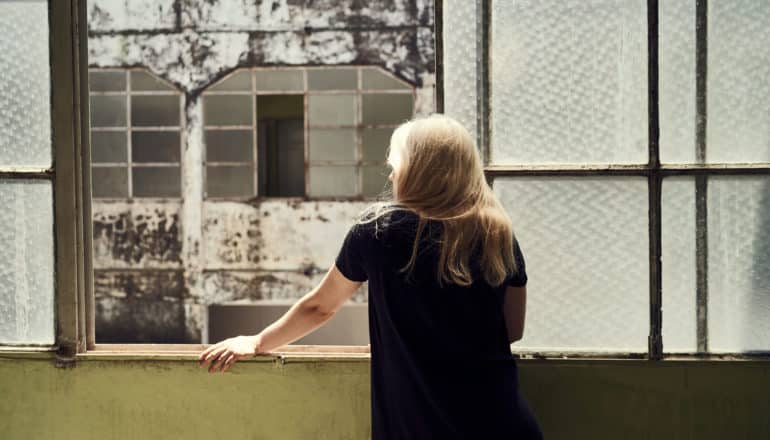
[
  {"xmin": 221, "ymin": 353, "xmax": 238, "ymax": 373},
  {"xmin": 201, "ymin": 346, "xmax": 228, "ymax": 368}
]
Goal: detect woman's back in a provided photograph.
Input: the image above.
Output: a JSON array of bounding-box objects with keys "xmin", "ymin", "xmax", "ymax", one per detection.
[{"xmin": 335, "ymin": 208, "xmax": 543, "ymax": 439}]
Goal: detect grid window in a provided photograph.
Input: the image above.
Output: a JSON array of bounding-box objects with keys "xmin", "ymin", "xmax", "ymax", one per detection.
[
  {"xmin": 202, "ymin": 66, "xmax": 414, "ymax": 199},
  {"xmin": 88, "ymin": 69, "xmax": 183, "ymax": 199}
]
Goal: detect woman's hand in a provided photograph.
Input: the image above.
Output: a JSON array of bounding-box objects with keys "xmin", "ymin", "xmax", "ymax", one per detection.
[{"xmin": 198, "ymin": 335, "xmax": 262, "ymax": 373}]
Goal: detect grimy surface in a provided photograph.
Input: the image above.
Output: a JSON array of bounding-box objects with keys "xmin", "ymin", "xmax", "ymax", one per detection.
[{"xmin": 2, "ymin": 354, "xmax": 769, "ymax": 439}]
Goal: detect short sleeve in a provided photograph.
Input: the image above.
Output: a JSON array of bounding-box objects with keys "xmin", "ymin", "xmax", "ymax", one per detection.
[
  {"xmin": 506, "ymin": 239, "xmax": 528, "ymax": 287},
  {"xmin": 334, "ymin": 223, "xmax": 369, "ymax": 282}
]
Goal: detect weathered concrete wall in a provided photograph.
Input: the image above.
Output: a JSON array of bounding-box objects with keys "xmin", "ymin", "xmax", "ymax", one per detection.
[
  {"xmin": 2, "ymin": 355, "xmax": 769, "ymax": 439},
  {"xmin": 88, "ymin": 0, "xmax": 435, "ymax": 343}
]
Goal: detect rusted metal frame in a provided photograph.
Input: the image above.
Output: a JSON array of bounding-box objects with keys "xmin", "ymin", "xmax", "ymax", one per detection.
[
  {"xmin": 357, "ymin": 67, "xmax": 364, "ymax": 196},
  {"xmin": 252, "ymin": 69, "xmax": 258, "ymax": 197},
  {"xmin": 695, "ymin": 0, "xmax": 709, "ymax": 354},
  {"xmin": 434, "ymin": 0, "xmax": 444, "ymax": 113},
  {"xmin": 51, "ymin": 0, "xmax": 90, "ymax": 360},
  {"xmin": 478, "ymin": 0, "xmax": 490, "ymax": 161},
  {"xmin": 126, "ymin": 70, "xmax": 133, "ymax": 198},
  {"xmin": 0, "ymin": 168, "xmax": 53, "ymax": 179}
]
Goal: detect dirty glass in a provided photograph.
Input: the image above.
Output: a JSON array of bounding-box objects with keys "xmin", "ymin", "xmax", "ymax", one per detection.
[
  {"xmin": 205, "ymin": 130, "xmax": 253, "ymax": 162},
  {"xmin": 442, "ymin": 0, "xmax": 478, "ymax": 139},
  {"xmin": 0, "ymin": 0, "xmax": 51, "ymax": 169},
  {"xmin": 131, "ymin": 70, "xmax": 175, "ymax": 92},
  {"xmin": 131, "ymin": 131, "xmax": 181, "ymax": 163},
  {"xmin": 362, "ymin": 127, "xmax": 392, "ymax": 162},
  {"xmin": 362, "ymin": 94, "xmax": 413, "ymax": 125},
  {"xmin": 494, "ymin": 177, "xmax": 649, "ymax": 352},
  {"xmin": 131, "ymin": 95, "xmax": 180, "ymax": 127},
  {"xmin": 206, "ymin": 165, "xmax": 253, "ymax": 198},
  {"xmin": 132, "ymin": 166, "xmax": 181, "ymax": 198},
  {"xmin": 308, "ymin": 166, "xmax": 358, "ymax": 197},
  {"xmin": 307, "ymin": 68, "xmax": 357, "ymax": 90},
  {"xmin": 0, "ymin": 180, "xmax": 55, "ymax": 344},
  {"xmin": 91, "ymin": 166, "xmax": 128, "ymax": 198},
  {"xmin": 204, "ymin": 95, "xmax": 253, "ymax": 126},
  {"xmin": 362, "ymin": 164, "xmax": 390, "ymax": 197},
  {"xmin": 91, "ymin": 131, "xmax": 128, "ymax": 163},
  {"xmin": 489, "ymin": 0, "xmax": 648, "ymax": 165},
  {"xmin": 309, "ymin": 128, "xmax": 356, "ymax": 161},
  {"xmin": 255, "ymin": 69, "xmax": 304, "ymax": 91},
  {"xmin": 90, "ymin": 95, "xmax": 127, "ymax": 127},
  {"xmin": 208, "ymin": 70, "xmax": 252, "ymax": 92},
  {"xmin": 308, "ymin": 94, "xmax": 356, "ymax": 126},
  {"xmin": 362, "ymin": 68, "xmax": 410, "ymax": 90},
  {"xmin": 89, "ymin": 71, "xmax": 126, "ymax": 92}
]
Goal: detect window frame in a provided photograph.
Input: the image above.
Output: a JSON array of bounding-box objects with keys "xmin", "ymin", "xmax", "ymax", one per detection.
[{"xmin": 437, "ymin": 0, "xmax": 770, "ymax": 361}]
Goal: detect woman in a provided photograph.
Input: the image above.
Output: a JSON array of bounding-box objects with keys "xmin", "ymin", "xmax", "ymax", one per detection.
[{"xmin": 199, "ymin": 114, "xmax": 543, "ymax": 439}]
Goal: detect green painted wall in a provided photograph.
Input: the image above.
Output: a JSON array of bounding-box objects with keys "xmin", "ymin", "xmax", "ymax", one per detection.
[{"xmin": 1, "ymin": 354, "xmax": 769, "ymax": 439}]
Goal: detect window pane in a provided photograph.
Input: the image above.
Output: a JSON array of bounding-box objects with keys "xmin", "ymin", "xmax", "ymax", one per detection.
[
  {"xmin": 89, "ymin": 71, "xmax": 126, "ymax": 92},
  {"xmin": 362, "ymin": 164, "xmax": 390, "ymax": 197},
  {"xmin": 308, "ymin": 95, "xmax": 356, "ymax": 125},
  {"xmin": 131, "ymin": 70, "xmax": 175, "ymax": 92},
  {"xmin": 362, "ymin": 127, "xmax": 393, "ymax": 161},
  {"xmin": 707, "ymin": 176, "xmax": 770, "ymax": 352},
  {"xmin": 309, "ymin": 166, "xmax": 358, "ymax": 197},
  {"xmin": 442, "ymin": 0, "xmax": 479, "ymax": 140},
  {"xmin": 132, "ymin": 166, "xmax": 180, "ymax": 197},
  {"xmin": 257, "ymin": 95, "xmax": 303, "ymax": 119},
  {"xmin": 91, "ymin": 166, "xmax": 128, "ymax": 198},
  {"xmin": 205, "ymin": 130, "xmax": 253, "ymax": 162},
  {"xmin": 362, "ymin": 68, "xmax": 410, "ymax": 90},
  {"xmin": 0, "ymin": 0, "xmax": 51, "ymax": 168},
  {"xmin": 255, "ymin": 69, "xmax": 304, "ymax": 91},
  {"xmin": 0, "ymin": 179, "xmax": 54, "ymax": 344},
  {"xmin": 308, "ymin": 68, "xmax": 357, "ymax": 90},
  {"xmin": 489, "ymin": 0, "xmax": 648, "ymax": 164},
  {"xmin": 204, "ymin": 95, "xmax": 252, "ymax": 126},
  {"xmin": 206, "ymin": 165, "xmax": 254, "ymax": 198},
  {"xmin": 131, "ymin": 95, "xmax": 180, "ymax": 127},
  {"xmin": 362, "ymin": 94, "xmax": 413, "ymax": 125},
  {"xmin": 309, "ymin": 128, "xmax": 356, "ymax": 161},
  {"xmin": 131, "ymin": 131, "xmax": 180, "ymax": 163},
  {"xmin": 209, "ymin": 70, "xmax": 252, "ymax": 92},
  {"xmin": 494, "ymin": 177, "xmax": 649, "ymax": 352},
  {"xmin": 90, "ymin": 95, "xmax": 127, "ymax": 127},
  {"xmin": 91, "ymin": 131, "xmax": 127, "ymax": 163},
  {"xmin": 661, "ymin": 177, "xmax": 697, "ymax": 352},
  {"xmin": 707, "ymin": 3, "xmax": 770, "ymax": 163}
]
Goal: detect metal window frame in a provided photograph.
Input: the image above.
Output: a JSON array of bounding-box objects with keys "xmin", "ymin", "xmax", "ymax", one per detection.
[{"xmin": 437, "ymin": 0, "xmax": 770, "ymax": 360}]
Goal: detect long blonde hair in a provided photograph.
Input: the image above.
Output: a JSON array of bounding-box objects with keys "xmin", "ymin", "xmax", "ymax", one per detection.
[{"xmin": 356, "ymin": 114, "xmax": 519, "ymax": 287}]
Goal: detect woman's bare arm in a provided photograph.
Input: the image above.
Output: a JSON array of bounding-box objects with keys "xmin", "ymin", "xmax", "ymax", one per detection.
[{"xmin": 503, "ymin": 285, "xmax": 527, "ymax": 343}]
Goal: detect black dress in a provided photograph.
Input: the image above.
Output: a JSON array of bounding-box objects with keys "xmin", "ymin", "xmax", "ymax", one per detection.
[{"xmin": 334, "ymin": 208, "xmax": 543, "ymax": 440}]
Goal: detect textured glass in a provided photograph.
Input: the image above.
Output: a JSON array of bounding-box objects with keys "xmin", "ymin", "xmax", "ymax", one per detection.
[
  {"xmin": 204, "ymin": 95, "xmax": 252, "ymax": 126},
  {"xmin": 255, "ymin": 69, "xmax": 303, "ymax": 91},
  {"xmin": 362, "ymin": 94, "xmax": 413, "ymax": 125},
  {"xmin": 0, "ymin": 0, "xmax": 51, "ymax": 168},
  {"xmin": 308, "ymin": 95, "xmax": 356, "ymax": 126},
  {"xmin": 708, "ymin": 2, "xmax": 770, "ymax": 163},
  {"xmin": 708, "ymin": 176, "xmax": 770, "ymax": 352},
  {"xmin": 494, "ymin": 177, "xmax": 649, "ymax": 352},
  {"xmin": 91, "ymin": 167, "xmax": 128, "ymax": 198},
  {"xmin": 205, "ymin": 130, "xmax": 253, "ymax": 162},
  {"xmin": 362, "ymin": 68, "xmax": 410, "ymax": 90},
  {"xmin": 208, "ymin": 70, "xmax": 252, "ymax": 92},
  {"xmin": 309, "ymin": 166, "xmax": 357, "ymax": 197},
  {"xmin": 362, "ymin": 164, "xmax": 389, "ymax": 197},
  {"xmin": 132, "ymin": 166, "xmax": 181, "ymax": 198},
  {"xmin": 659, "ymin": 0, "xmax": 696, "ymax": 164},
  {"xmin": 309, "ymin": 128, "xmax": 356, "ymax": 161},
  {"xmin": 90, "ymin": 95, "xmax": 126, "ymax": 127},
  {"xmin": 131, "ymin": 70, "xmax": 175, "ymax": 92},
  {"xmin": 206, "ymin": 165, "xmax": 254, "ymax": 198},
  {"xmin": 89, "ymin": 71, "xmax": 126, "ymax": 92},
  {"xmin": 442, "ymin": 0, "xmax": 478, "ymax": 139},
  {"xmin": 661, "ymin": 177, "xmax": 697, "ymax": 352},
  {"xmin": 91, "ymin": 131, "xmax": 127, "ymax": 163},
  {"xmin": 490, "ymin": 0, "xmax": 648, "ymax": 164},
  {"xmin": 0, "ymin": 179, "xmax": 55, "ymax": 344},
  {"xmin": 362, "ymin": 127, "xmax": 392, "ymax": 161},
  {"xmin": 131, "ymin": 131, "xmax": 180, "ymax": 163},
  {"xmin": 308, "ymin": 69, "xmax": 357, "ymax": 90},
  {"xmin": 131, "ymin": 95, "xmax": 180, "ymax": 127}
]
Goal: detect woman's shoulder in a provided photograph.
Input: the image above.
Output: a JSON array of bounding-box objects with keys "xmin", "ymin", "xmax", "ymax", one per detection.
[{"xmin": 353, "ymin": 203, "xmax": 426, "ymax": 240}]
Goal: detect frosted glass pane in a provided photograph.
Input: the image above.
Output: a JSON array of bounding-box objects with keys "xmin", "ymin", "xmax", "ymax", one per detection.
[
  {"xmin": 708, "ymin": 2, "xmax": 770, "ymax": 163},
  {"xmin": 309, "ymin": 166, "xmax": 357, "ymax": 197},
  {"xmin": 442, "ymin": 0, "xmax": 478, "ymax": 140},
  {"xmin": 308, "ymin": 95, "xmax": 356, "ymax": 126},
  {"xmin": 362, "ymin": 164, "xmax": 389, "ymax": 197},
  {"xmin": 0, "ymin": 0, "xmax": 51, "ymax": 168},
  {"xmin": 708, "ymin": 176, "xmax": 770, "ymax": 352},
  {"xmin": 661, "ymin": 177, "xmax": 697, "ymax": 352},
  {"xmin": 0, "ymin": 179, "xmax": 54, "ymax": 344},
  {"xmin": 209, "ymin": 70, "xmax": 252, "ymax": 92},
  {"xmin": 494, "ymin": 177, "xmax": 649, "ymax": 352},
  {"xmin": 309, "ymin": 128, "xmax": 356, "ymax": 161},
  {"xmin": 362, "ymin": 69, "xmax": 410, "ymax": 90},
  {"xmin": 307, "ymin": 69, "xmax": 357, "ymax": 90},
  {"xmin": 255, "ymin": 69, "xmax": 303, "ymax": 91},
  {"xmin": 131, "ymin": 70, "xmax": 175, "ymax": 92},
  {"xmin": 362, "ymin": 127, "xmax": 392, "ymax": 161},
  {"xmin": 490, "ymin": 0, "xmax": 648, "ymax": 164},
  {"xmin": 659, "ymin": 0, "xmax": 696, "ymax": 164},
  {"xmin": 362, "ymin": 94, "xmax": 413, "ymax": 125}
]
